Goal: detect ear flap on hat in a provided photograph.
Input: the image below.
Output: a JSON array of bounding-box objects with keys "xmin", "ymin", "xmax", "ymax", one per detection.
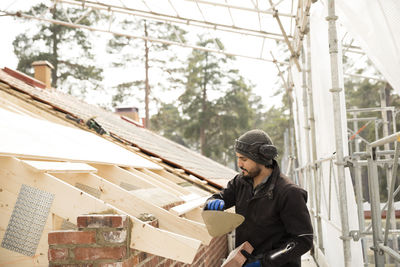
[{"xmin": 259, "ymin": 144, "xmax": 278, "ymax": 160}]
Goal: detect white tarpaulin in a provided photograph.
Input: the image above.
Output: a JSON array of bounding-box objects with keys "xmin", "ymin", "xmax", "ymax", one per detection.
[
  {"xmin": 0, "ymin": 107, "xmax": 162, "ymax": 169},
  {"xmin": 290, "ymin": 2, "xmax": 364, "ymax": 266},
  {"xmin": 336, "ymin": 0, "xmax": 400, "ymax": 94}
]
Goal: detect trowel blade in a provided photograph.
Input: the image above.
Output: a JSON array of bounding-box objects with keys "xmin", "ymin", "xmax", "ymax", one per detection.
[{"xmin": 201, "ymin": 210, "xmax": 245, "ymax": 237}]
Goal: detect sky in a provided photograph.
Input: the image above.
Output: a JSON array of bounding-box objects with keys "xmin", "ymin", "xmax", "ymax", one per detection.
[{"xmin": 0, "ymin": 0, "xmax": 285, "ymax": 116}]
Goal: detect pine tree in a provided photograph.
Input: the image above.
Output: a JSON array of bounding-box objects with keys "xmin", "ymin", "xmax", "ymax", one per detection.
[
  {"xmin": 12, "ymin": 3, "xmax": 103, "ymax": 95},
  {"xmin": 178, "ymin": 37, "xmax": 262, "ymax": 166},
  {"xmin": 107, "ymin": 19, "xmax": 186, "ymax": 128}
]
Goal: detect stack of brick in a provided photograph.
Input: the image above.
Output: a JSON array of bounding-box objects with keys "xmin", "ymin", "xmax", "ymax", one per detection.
[
  {"xmin": 48, "ymin": 214, "xmax": 135, "ymax": 266},
  {"xmin": 48, "ymin": 214, "xmax": 228, "ymax": 267}
]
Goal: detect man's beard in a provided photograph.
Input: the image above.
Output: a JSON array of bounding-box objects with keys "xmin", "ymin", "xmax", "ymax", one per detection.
[{"xmin": 241, "ymin": 165, "xmax": 262, "ymax": 179}]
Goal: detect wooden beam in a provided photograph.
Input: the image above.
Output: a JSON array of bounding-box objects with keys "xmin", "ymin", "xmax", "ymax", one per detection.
[
  {"xmin": 170, "ymin": 196, "xmax": 210, "ymax": 216},
  {"xmin": 21, "ymin": 160, "xmax": 97, "ymax": 173},
  {"xmin": 90, "ymin": 164, "xmax": 155, "ymax": 189},
  {"xmin": 157, "ymin": 162, "xmax": 217, "ymax": 192},
  {"xmin": 152, "ymin": 169, "xmax": 187, "ymax": 184},
  {"xmin": 127, "ymin": 167, "xmax": 189, "ymax": 197},
  {"xmin": 52, "ymin": 172, "xmax": 211, "ymax": 245},
  {"xmin": 0, "ymin": 157, "xmax": 201, "ymax": 263}
]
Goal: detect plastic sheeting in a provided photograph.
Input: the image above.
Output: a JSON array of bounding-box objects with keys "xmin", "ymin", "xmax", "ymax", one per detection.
[
  {"xmin": 336, "ymin": 0, "xmax": 400, "ymax": 94},
  {"xmin": 290, "ymin": 2, "xmax": 364, "ymax": 266}
]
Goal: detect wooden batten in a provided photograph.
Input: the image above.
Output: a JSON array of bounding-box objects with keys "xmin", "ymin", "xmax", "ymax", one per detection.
[
  {"xmin": 21, "ymin": 160, "xmax": 97, "ymax": 174},
  {"xmin": 91, "ymin": 164, "xmax": 157, "ymax": 189},
  {"xmin": 170, "ymin": 196, "xmax": 210, "ymax": 216},
  {"xmin": 129, "ymin": 167, "xmax": 190, "ymax": 197},
  {"xmin": 51, "ymin": 171, "xmax": 211, "ymax": 245}
]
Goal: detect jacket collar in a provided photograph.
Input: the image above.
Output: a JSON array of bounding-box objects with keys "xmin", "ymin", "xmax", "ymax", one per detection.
[{"xmin": 239, "ymin": 160, "xmax": 281, "ymax": 199}]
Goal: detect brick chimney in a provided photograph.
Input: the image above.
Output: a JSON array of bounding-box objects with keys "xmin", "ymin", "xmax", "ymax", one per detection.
[
  {"xmin": 32, "ymin": 61, "xmax": 54, "ymax": 89},
  {"xmin": 115, "ymin": 107, "xmax": 140, "ymax": 123}
]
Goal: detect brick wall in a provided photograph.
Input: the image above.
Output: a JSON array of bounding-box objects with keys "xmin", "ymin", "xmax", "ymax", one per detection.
[{"xmin": 48, "ymin": 214, "xmax": 228, "ymax": 267}]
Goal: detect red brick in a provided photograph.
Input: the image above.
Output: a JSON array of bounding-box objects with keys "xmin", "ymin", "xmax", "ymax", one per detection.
[
  {"xmin": 102, "ymin": 230, "xmax": 127, "ymax": 243},
  {"xmin": 221, "ymin": 241, "xmax": 253, "ymax": 267},
  {"xmin": 51, "ymin": 265, "xmax": 93, "ymax": 267},
  {"xmin": 77, "ymin": 215, "xmax": 128, "ymax": 228},
  {"xmin": 48, "ymin": 231, "xmax": 95, "ymax": 245},
  {"xmin": 97, "ymin": 256, "xmax": 138, "ymax": 267},
  {"xmin": 98, "ymin": 262, "xmax": 123, "ymax": 267},
  {"xmin": 74, "ymin": 246, "xmax": 127, "ymax": 261},
  {"xmin": 123, "ymin": 255, "xmax": 139, "ymax": 267},
  {"xmin": 48, "ymin": 248, "xmax": 69, "ymax": 261}
]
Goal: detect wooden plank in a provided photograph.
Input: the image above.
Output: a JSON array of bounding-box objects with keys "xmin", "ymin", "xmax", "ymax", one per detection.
[
  {"xmin": 0, "ymin": 108, "xmax": 161, "ymax": 169},
  {"xmin": 90, "ymin": 164, "xmax": 155, "ymax": 189},
  {"xmin": 130, "ymin": 188, "xmax": 183, "ymax": 207},
  {"xmin": 152, "ymin": 169, "xmax": 187, "ymax": 184},
  {"xmin": 158, "ymin": 162, "xmax": 213, "ymax": 188},
  {"xmin": 0, "ymin": 157, "xmax": 201, "ymax": 263},
  {"xmin": 170, "ymin": 196, "xmax": 210, "ymax": 216},
  {"xmin": 133, "ymin": 168, "xmax": 191, "ymax": 196},
  {"xmin": 52, "ymin": 172, "xmax": 211, "ymax": 245},
  {"xmin": 21, "ymin": 160, "xmax": 97, "ymax": 173}
]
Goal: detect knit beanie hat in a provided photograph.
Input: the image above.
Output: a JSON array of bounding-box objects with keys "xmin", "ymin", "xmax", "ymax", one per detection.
[{"xmin": 235, "ymin": 129, "xmax": 278, "ymax": 166}]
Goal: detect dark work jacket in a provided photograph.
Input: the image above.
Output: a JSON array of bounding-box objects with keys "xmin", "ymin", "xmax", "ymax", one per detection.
[{"xmin": 209, "ymin": 162, "xmax": 313, "ymax": 267}]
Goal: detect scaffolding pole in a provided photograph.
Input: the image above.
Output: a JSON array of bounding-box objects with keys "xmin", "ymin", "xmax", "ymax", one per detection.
[
  {"xmin": 326, "ymin": 0, "xmax": 351, "ymax": 266},
  {"xmin": 380, "ymin": 87, "xmax": 399, "ymax": 266}
]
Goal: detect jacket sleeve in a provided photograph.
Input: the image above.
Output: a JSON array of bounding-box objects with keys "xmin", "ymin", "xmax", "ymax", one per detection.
[
  {"xmin": 262, "ymin": 186, "xmax": 313, "ymax": 266},
  {"xmin": 206, "ymin": 175, "xmax": 239, "ymax": 210}
]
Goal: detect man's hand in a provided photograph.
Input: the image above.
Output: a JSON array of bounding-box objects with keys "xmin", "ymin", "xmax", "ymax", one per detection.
[
  {"xmin": 241, "ymin": 250, "xmax": 262, "ymax": 267},
  {"xmin": 205, "ymin": 199, "xmax": 225, "ymax": 210}
]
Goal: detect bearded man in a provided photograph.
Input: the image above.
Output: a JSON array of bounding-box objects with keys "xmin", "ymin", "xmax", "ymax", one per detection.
[{"xmin": 204, "ymin": 129, "xmax": 313, "ymax": 267}]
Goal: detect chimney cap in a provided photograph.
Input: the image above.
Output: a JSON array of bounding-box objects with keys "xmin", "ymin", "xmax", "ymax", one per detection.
[
  {"xmin": 115, "ymin": 107, "xmax": 139, "ymax": 112},
  {"xmin": 32, "ymin": 60, "xmax": 54, "ymax": 69}
]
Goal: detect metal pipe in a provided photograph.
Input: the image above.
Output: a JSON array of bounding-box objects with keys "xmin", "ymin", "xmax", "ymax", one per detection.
[
  {"xmin": 380, "ymin": 88, "xmax": 399, "ymax": 265},
  {"xmin": 348, "ymin": 107, "xmax": 396, "ymax": 113},
  {"xmin": 370, "ymin": 132, "xmax": 400, "ymax": 148},
  {"xmin": 353, "ymin": 150, "xmax": 396, "ymax": 157},
  {"xmin": 347, "ymin": 117, "xmax": 377, "ymax": 122},
  {"xmin": 353, "ymin": 158, "xmax": 400, "ymax": 166},
  {"xmin": 15, "ymin": 12, "xmax": 286, "ymax": 64},
  {"xmin": 367, "ymin": 156, "xmax": 385, "ymax": 266},
  {"xmin": 269, "ymin": 0, "xmax": 301, "ymax": 71},
  {"xmin": 326, "ymin": 1, "xmax": 351, "ymax": 265},
  {"xmin": 344, "ymin": 73, "xmax": 386, "ymax": 82},
  {"xmin": 361, "ymin": 230, "xmax": 400, "ymax": 236},
  {"xmin": 354, "ymin": 160, "xmax": 369, "ymax": 267},
  {"xmin": 384, "ymin": 141, "xmax": 400, "ymax": 245},
  {"xmin": 186, "ymin": 0, "xmax": 296, "ymax": 17},
  {"xmin": 352, "ymin": 110, "xmax": 368, "ymax": 266},
  {"xmin": 59, "ymin": 0, "xmax": 288, "ymax": 40},
  {"xmin": 326, "ymin": 0, "xmax": 351, "ymax": 267},
  {"xmin": 378, "ymin": 244, "xmax": 400, "ymax": 263}
]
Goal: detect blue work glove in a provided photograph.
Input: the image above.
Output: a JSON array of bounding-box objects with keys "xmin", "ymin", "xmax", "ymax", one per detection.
[
  {"xmin": 205, "ymin": 199, "xmax": 225, "ymax": 210},
  {"xmin": 241, "ymin": 250, "xmax": 262, "ymax": 267}
]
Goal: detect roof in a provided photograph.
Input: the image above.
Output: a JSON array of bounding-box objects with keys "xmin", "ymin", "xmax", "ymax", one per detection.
[
  {"xmin": 0, "ymin": 67, "xmax": 236, "ymax": 188},
  {"xmin": 0, "ymin": 65, "xmax": 238, "ymax": 265}
]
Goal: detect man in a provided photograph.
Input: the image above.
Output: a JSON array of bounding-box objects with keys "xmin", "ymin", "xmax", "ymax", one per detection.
[{"xmin": 205, "ymin": 129, "xmax": 313, "ymax": 267}]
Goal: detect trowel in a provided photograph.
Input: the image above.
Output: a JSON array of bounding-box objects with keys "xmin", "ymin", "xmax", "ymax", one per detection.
[{"xmin": 201, "ymin": 210, "xmax": 245, "ymax": 237}]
